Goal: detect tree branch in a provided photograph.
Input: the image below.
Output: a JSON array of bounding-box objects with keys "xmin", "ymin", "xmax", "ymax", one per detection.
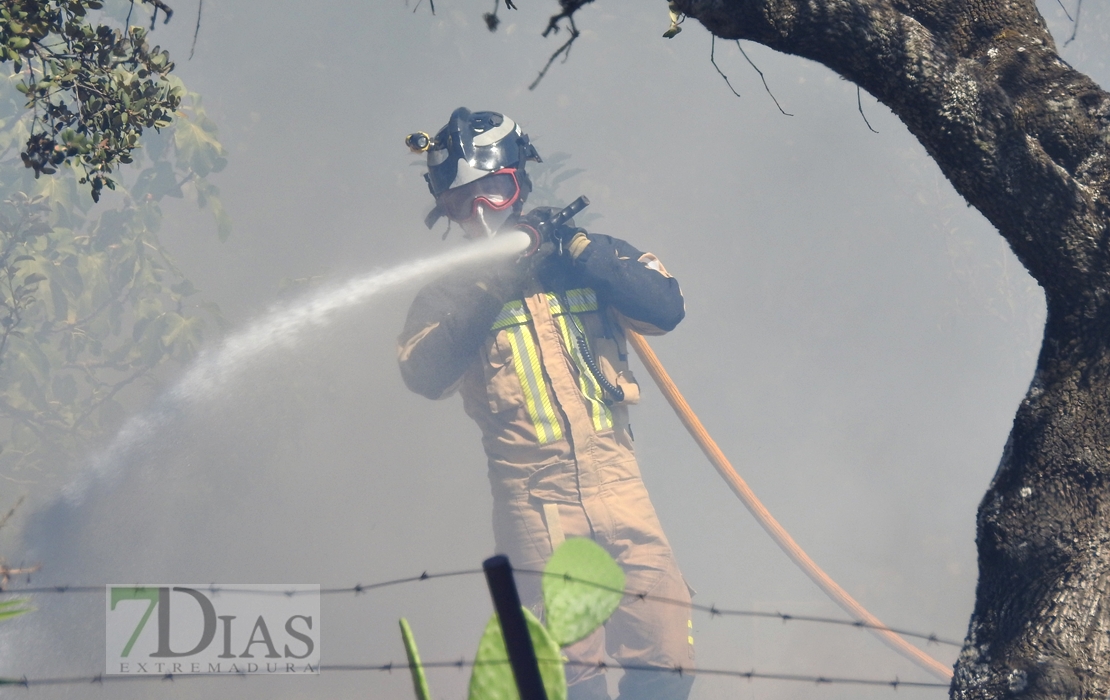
[
  {"xmin": 735, "ymin": 41, "xmax": 792, "ymax": 116},
  {"xmin": 677, "ymin": 0, "xmax": 1107, "ymax": 296},
  {"xmin": 529, "ymin": 15, "xmax": 580, "ymax": 90},
  {"xmin": 710, "ymin": 35, "xmax": 741, "ymax": 97}
]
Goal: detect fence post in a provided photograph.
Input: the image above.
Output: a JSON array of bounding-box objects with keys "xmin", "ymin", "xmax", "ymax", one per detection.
[{"xmin": 482, "ymin": 555, "xmax": 549, "ymax": 700}]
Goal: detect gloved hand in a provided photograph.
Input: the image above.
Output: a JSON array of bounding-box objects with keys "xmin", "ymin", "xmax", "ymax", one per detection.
[
  {"xmin": 564, "ymin": 229, "xmax": 590, "ymax": 260},
  {"xmin": 519, "ymin": 206, "xmax": 587, "ymax": 258}
]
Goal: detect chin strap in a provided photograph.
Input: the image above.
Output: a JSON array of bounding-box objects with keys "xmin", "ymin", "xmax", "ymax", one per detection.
[{"xmin": 424, "ymin": 203, "xmax": 445, "ymax": 230}]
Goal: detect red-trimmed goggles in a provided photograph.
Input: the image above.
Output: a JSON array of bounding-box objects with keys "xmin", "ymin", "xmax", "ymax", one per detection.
[{"xmin": 436, "ymin": 169, "xmax": 521, "ymax": 222}]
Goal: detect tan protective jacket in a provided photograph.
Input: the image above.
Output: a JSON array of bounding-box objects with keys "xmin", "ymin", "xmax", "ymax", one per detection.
[{"xmin": 398, "ymin": 234, "xmax": 694, "ymax": 687}]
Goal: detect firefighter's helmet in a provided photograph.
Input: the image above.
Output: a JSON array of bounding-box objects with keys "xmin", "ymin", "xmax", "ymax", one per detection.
[{"xmin": 407, "ymin": 108, "xmax": 541, "ymax": 229}]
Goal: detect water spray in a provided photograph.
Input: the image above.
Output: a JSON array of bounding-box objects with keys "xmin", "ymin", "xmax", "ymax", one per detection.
[{"xmin": 58, "ymin": 232, "xmax": 530, "ymax": 506}]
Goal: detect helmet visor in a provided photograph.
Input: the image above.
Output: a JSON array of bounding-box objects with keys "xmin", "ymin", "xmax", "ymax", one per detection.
[{"xmin": 436, "ymin": 170, "xmax": 521, "ymax": 222}]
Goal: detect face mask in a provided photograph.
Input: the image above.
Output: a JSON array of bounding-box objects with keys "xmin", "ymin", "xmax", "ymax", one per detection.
[{"xmin": 460, "ymin": 203, "xmax": 513, "ymax": 240}]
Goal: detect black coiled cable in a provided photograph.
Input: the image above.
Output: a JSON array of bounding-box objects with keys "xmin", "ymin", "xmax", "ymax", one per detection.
[
  {"xmin": 576, "ymin": 334, "xmax": 625, "ymax": 404},
  {"xmin": 560, "ymin": 290, "xmax": 624, "ymax": 404}
]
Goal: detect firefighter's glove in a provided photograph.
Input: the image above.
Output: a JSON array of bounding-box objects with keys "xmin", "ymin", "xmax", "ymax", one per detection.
[
  {"xmin": 566, "ymin": 229, "xmax": 591, "ymax": 260},
  {"xmin": 521, "ymin": 206, "xmax": 579, "ymax": 251}
]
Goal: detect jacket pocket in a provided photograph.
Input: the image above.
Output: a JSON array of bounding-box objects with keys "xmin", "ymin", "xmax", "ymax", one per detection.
[{"xmin": 486, "ymin": 330, "xmax": 524, "ymax": 413}]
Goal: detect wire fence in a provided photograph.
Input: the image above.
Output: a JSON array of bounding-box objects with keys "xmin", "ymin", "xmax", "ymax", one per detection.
[
  {"xmin": 0, "ymin": 659, "xmax": 950, "ymax": 690},
  {"xmin": 0, "ymin": 566, "xmax": 962, "ymax": 648},
  {"xmin": 0, "ymin": 565, "xmax": 959, "ymax": 692},
  {"xmin": 513, "ymin": 568, "xmax": 962, "ymax": 647},
  {"xmin": 0, "ymin": 569, "xmax": 486, "ymax": 597}
]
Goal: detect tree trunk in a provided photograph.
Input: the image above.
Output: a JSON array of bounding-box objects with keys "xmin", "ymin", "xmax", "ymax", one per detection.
[{"xmin": 673, "ymin": 0, "xmax": 1110, "ymax": 697}]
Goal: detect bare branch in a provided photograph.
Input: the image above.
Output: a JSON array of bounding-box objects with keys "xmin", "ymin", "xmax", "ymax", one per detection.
[
  {"xmin": 189, "ymin": 0, "xmax": 202, "ymax": 60},
  {"xmin": 736, "ymin": 41, "xmax": 792, "ymax": 116},
  {"xmin": 529, "ymin": 16, "xmax": 579, "ymax": 90},
  {"xmin": 0, "ymin": 497, "xmax": 24, "ymax": 533},
  {"xmin": 148, "ymin": 0, "xmax": 173, "ymax": 30},
  {"xmin": 484, "ymin": 0, "xmax": 500, "ymax": 31},
  {"xmin": 1065, "ymin": 0, "xmax": 1082, "ymax": 46},
  {"xmin": 541, "ymin": 0, "xmax": 593, "ymax": 38},
  {"xmin": 857, "ymin": 85, "xmax": 878, "ymax": 133},
  {"xmin": 1054, "ymin": 0, "xmax": 1074, "ymax": 22},
  {"xmin": 0, "ymin": 562, "xmax": 41, "ymax": 589},
  {"xmin": 710, "ymin": 36, "xmax": 741, "ymax": 98}
]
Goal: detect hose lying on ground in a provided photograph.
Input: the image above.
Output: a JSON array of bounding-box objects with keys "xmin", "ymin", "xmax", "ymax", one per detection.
[{"xmin": 624, "ymin": 328, "xmax": 954, "ymax": 681}]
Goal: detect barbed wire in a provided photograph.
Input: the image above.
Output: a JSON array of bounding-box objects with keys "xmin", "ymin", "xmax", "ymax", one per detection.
[
  {"xmin": 0, "ymin": 659, "xmax": 950, "ymax": 690},
  {"xmin": 0, "ymin": 566, "xmax": 962, "ymax": 647},
  {"xmin": 0, "ymin": 569, "xmax": 485, "ymax": 597},
  {"xmin": 513, "ymin": 568, "xmax": 962, "ymax": 648}
]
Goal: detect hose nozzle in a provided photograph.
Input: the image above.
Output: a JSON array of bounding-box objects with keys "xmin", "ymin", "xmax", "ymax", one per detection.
[{"xmin": 513, "ymin": 195, "xmax": 591, "ymax": 257}]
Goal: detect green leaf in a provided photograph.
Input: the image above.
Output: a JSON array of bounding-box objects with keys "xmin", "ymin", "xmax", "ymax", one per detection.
[
  {"xmin": 210, "ymin": 195, "xmax": 231, "ymax": 241},
  {"xmin": 159, "ymin": 313, "xmax": 203, "ymax": 360},
  {"xmin": 132, "ymin": 161, "xmax": 182, "ymax": 200},
  {"xmin": 173, "ymin": 113, "xmax": 226, "ymax": 177},
  {"xmin": 468, "ymin": 608, "xmax": 566, "ymax": 700},
  {"xmin": 0, "ymin": 598, "xmax": 34, "ymax": 622},
  {"xmin": 399, "ymin": 618, "xmax": 431, "ymax": 700},
  {"xmin": 542, "ymin": 538, "xmax": 625, "ymax": 647},
  {"xmin": 170, "ymin": 279, "xmax": 196, "ymax": 297}
]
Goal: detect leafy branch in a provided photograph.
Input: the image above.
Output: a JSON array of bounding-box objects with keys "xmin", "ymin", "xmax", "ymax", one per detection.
[
  {"xmin": 1, "ymin": 0, "xmax": 183, "ymax": 200},
  {"xmin": 0, "ymin": 71, "xmax": 230, "ymax": 487}
]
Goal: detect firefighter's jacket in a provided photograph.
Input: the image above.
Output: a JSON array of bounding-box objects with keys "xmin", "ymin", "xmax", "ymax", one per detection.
[
  {"xmin": 398, "ymin": 232, "xmax": 694, "ymax": 679},
  {"xmin": 398, "ymin": 232, "xmax": 683, "ymax": 488}
]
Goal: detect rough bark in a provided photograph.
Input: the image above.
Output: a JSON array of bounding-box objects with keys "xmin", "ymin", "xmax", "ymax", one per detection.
[{"xmin": 671, "ymin": 0, "xmax": 1110, "ymax": 697}]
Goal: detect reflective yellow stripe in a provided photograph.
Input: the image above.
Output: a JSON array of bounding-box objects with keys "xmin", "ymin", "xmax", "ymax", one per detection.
[
  {"xmin": 492, "ymin": 299, "xmax": 531, "ymax": 330},
  {"xmin": 554, "ymin": 313, "xmax": 613, "ymax": 432},
  {"xmin": 504, "ymin": 324, "xmax": 563, "ymax": 444},
  {"xmin": 547, "ymin": 288, "xmax": 598, "ymax": 316},
  {"xmin": 490, "ymin": 289, "xmax": 606, "ymax": 442},
  {"xmin": 496, "ymin": 290, "xmax": 597, "ymax": 330}
]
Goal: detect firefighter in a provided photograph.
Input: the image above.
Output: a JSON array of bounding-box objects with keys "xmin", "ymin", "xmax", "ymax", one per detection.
[{"xmin": 399, "ymin": 108, "xmax": 694, "ymax": 700}]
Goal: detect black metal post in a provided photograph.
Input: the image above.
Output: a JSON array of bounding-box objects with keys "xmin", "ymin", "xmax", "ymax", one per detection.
[{"xmin": 482, "ymin": 555, "xmax": 549, "ymax": 700}]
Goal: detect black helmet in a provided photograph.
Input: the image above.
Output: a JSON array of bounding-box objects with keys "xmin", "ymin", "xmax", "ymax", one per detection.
[{"xmin": 407, "ymin": 107, "xmax": 541, "ymax": 228}]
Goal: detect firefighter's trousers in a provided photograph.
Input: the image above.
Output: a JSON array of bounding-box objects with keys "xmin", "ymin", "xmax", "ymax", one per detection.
[{"xmin": 491, "ymin": 459, "xmax": 694, "ymax": 699}]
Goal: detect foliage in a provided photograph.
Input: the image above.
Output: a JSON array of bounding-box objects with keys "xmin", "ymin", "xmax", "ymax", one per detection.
[
  {"xmin": 541, "ymin": 537, "xmax": 624, "ymax": 646},
  {"xmin": 400, "ymin": 618, "xmax": 432, "ymax": 700},
  {"xmin": 399, "ymin": 539, "xmax": 624, "ymax": 700},
  {"xmin": 0, "ymin": 44, "xmax": 229, "ymax": 487},
  {"xmin": 525, "ymin": 151, "xmax": 600, "ymax": 229},
  {"xmin": 1, "ymin": 0, "xmax": 182, "ymax": 201},
  {"xmin": 469, "ymin": 606, "xmax": 566, "ymax": 700},
  {"xmin": 0, "ymin": 597, "xmax": 32, "ymax": 621}
]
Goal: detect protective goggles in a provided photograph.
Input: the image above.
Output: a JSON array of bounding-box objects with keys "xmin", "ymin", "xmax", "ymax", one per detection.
[{"xmin": 436, "ymin": 169, "xmax": 521, "ymax": 222}]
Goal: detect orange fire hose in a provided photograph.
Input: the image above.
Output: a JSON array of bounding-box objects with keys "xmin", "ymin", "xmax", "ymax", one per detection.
[{"xmin": 624, "ymin": 329, "xmax": 954, "ymax": 681}]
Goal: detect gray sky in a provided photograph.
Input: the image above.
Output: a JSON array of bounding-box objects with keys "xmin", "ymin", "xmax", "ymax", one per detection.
[{"xmin": 4, "ymin": 1, "xmax": 1107, "ymax": 698}]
